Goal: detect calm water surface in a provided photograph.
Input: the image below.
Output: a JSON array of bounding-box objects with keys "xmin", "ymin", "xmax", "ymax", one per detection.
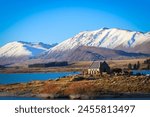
[
  {"xmin": 0, "ymin": 72, "xmax": 79, "ymax": 85},
  {"xmin": 132, "ymin": 70, "xmax": 150, "ymax": 75}
]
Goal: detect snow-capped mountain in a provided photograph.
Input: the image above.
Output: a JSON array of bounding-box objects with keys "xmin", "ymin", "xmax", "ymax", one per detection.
[
  {"xmin": 48, "ymin": 28, "xmax": 150, "ymax": 54},
  {"xmin": 1, "ymin": 28, "xmax": 150, "ymax": 64},
  {"xmin": 41, "ymin": 28, "xmax": 150, "ymax": 61},
  {"xmin": 0, "ymin": 41, "xmax": 57, "ymax": 65}
]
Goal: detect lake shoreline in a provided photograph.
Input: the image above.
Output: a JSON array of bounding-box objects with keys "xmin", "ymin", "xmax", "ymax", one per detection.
[{"xmin": 0, "ymin": 74, "xmax": 150, "ymax": 100}]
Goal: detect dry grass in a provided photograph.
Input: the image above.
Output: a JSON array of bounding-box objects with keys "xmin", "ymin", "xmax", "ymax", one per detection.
[{"xmin": 36, "ymin": 75, "xmax": 150, "ymax": 99}]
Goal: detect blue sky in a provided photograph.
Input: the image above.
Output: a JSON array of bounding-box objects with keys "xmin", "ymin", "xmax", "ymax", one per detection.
[{"xmin": 0, "ymin": 0, "xmax": 150, "ymax": 46}]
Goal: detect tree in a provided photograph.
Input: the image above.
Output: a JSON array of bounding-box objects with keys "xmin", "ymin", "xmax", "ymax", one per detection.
[
  {"xmin": 136, "ymin": 61, "xmax": 140, "ymax": 70},
  {"xmin": 133, "ymin": 64, "xmax": 137, "ymax": 70},
  {"xmin": 147, "ymin": 64, "xmax": 150, "ymax": 70},
  {"xmin": 128, "ymin": 63, "xmax": 132, "ymax": 70}
]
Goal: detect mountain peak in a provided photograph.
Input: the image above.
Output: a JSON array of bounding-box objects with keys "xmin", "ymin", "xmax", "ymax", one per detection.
[
  {"xmin": 49, "ymin": 28, "xmax": 150, "ymax": 54},
  {"xmin": 101, "ymin": 27, "xmax": 109, "ymax": 30}
]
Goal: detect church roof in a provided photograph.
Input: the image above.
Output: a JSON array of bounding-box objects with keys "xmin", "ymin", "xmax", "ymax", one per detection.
[
  {"xmin": 89, "ymin": 61, "xmax": 100, "ymax": 69},
  {"xmin": 89, "ymin": 61, "xmax": 110, "ymax": 69}
]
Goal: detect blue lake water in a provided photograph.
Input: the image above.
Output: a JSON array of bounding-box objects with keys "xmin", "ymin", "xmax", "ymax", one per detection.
[
  {"xmin": 0, "ymin": 72, "xmax": 79, "ymax": 85},
  {"xmin": 132, "ymin": 70, "xmax": 150, "ymax": 75}
]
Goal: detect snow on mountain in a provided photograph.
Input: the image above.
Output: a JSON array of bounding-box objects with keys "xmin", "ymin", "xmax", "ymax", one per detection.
[
  {"xmin": 0, "ymin": 41, "xmax": 55, "ymax": 58},
  {"xmin": 0, "ymin": 41, "xmax": 57, "ymax": 65},
  {"xmin": 18, "ymin": 41, "xmax": 58, "ymax": 50},
  {"xmin": 49, "ymin": 28, "xmax": 150, "ymax": 53}
]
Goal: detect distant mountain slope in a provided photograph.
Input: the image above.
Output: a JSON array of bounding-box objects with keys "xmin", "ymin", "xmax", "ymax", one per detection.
[
  {"xmin": 47, "ymin": 28, "xmax": 150, "ymax": 55},
  {"xmin": 116, "ymin": 41, "xmax": 150, "ymax": 54},
  {"xmin": 0, "ymin": 41, "xmax": 57, "ymax": 65},
  {"xmin": 43, "ymin": 46, "xmax": 149, "ymax": 61}
]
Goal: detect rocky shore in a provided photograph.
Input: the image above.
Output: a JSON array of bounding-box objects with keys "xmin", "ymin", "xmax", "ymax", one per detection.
[{"xmin": 0, "ymin": 74, "xmax": 150, "ymax": 99}]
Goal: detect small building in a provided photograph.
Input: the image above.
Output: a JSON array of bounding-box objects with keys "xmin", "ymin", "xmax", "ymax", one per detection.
[{"xmin": 88, "ymin": 61, "xmax": 110, "ymax": 75}]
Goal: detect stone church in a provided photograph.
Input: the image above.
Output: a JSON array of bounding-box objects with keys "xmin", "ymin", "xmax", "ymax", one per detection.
[{"xmin": 88, "ymin": 61, "xmax": 110, "ymax": 75}]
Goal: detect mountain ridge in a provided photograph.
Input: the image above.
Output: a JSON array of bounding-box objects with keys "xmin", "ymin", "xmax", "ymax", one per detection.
[
  {"xmin": 47, "ymin": 28, "xmax": 150, "ymax": 55},
  {"xmin": 43, "ymin": 46, "xmax": 149, "ymax": 61},
  {"xmin": 0, "ymin": 27, "xmax": 150, "ymax": 65}
]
